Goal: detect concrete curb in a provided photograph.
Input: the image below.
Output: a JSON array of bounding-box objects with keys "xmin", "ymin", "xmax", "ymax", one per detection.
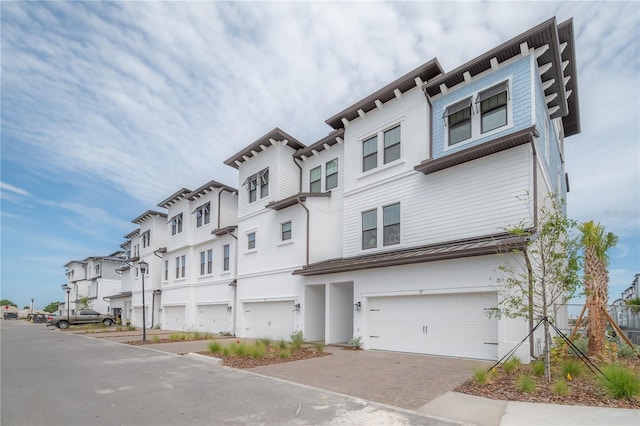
[{"xmin": 184, "ymin": 352, "xmax": 222, "ymax": 365}]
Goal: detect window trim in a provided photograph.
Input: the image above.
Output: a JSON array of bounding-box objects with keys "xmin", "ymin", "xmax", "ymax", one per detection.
[
  {"xmin": 170, "ymin": 213, "xmax": 183, "ymax": 235},
  {"xmin": 199, "ymin": 251, "xmax": 206, "ymax": 275},
  {"xmin": 281, "ymin": 221, "xmax": 292, "ymax": 241},
  {"xmin": 325, "ymin": 158, "xmax": 338, "ymax": 190},
  {"xmin": 362, "ymin": 135, "xmax": 378, "ymax": 172},
  {"xmin": 382, "ymin": 203, "xmax": 401, "ymax": 246},
  {"xmin": 194, "ymin": 202, "xmax": 211, "ymax": 227},
  {"xmin": 207, "ymin": 249, "xmax": 213, "ymax": 274},
  {"xmin": 247, "ymin": 232, "xmax": 256, "ymax": 250},
  {"xmin": 309, "ymin": 166, "xmax": 321, "ymax": 193},
  {"xmin": 361, "ymin": 209, "xmax": 377, "ymax": 250},
  {"xmin": 223, "ymin": 244, "xmax": 230, "ymax": 271},
  {"xmin": 383, "ymin": 125, "xmax": 401, "ymax": 164}
]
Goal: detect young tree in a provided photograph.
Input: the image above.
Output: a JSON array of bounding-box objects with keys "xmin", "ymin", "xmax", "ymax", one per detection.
[
  {"xmin": 0, "ymin": 299, "xmax": 18, "ymax": 308},
  {"xmin": 78, "ymin": 296, "xmax": 93, "ymax": 310},
  {"xmin": 493, "ymin": 199, "xmax": 580, "ymax": 382},
  {"xmin": 43, "ymin": 302, "xmax": 60, "ymax": 313},
  {"xmin": 578, "ymin": 220, "xmax": 618, "ymax": 358}
]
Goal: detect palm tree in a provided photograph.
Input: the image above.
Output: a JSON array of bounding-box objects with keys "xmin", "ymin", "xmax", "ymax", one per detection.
[{"xmin": 578, "ymin": 221, "xmax": 618, "ymax": 358}]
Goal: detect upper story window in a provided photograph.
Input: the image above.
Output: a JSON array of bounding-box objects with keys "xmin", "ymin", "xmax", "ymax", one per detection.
[
  {"xmin": 195, "ymin": 202, "xmax": 211, "ymax": 227},
  {"xmin": 200, "ymin": 249, "xmax": 213, "ymax": 275},
  {"xmin": 94, "ymin": 264, "xmax": 100, "ymax": 276},
  {"xmin": 175, "ymin": 255, "xmax": 186, "ymax": 279},
  {"xmin": 170, "ymin": 213, "xmax": 183, "ymax": 235},
  {"xmin": 245, "ymin": 168, "xmax": 269, "ymax": 203},
  {"xmin": 141, "ymin": 230, "xmax": 151, "ymax": 248},
  {"xmin": 362, "ymin": 123, "xmax": 402, "ymax": 172},
  {"xmin": 444, "ymin": 80, "xmax": 511, "ymax": 148},
  {"xmin": 133, "ymin": 244, "xmax": 140, "ymax": 258},
  {"xmin": 361, "ymin": 209, "xmax": 377, "ymax": 250},
  {"xmin": 362, "ymin": 136, "xmax": 378, "ymax": 172},
  {"xmin": 310, "ymin": 166, "xmax": 321, "ymax": 193},
  {"xmin": 383, "ymin": 126, "xmax": 401, "ymax": 164},
  {"xmin": 479, "ymin": 82, "xmax": 508, "ymax": 133},
  {"xmin": 326, "ymin": 158, "xmax": 338, "ymax": 190},
  {"xmin": 223, "ymin": 244, "xmax": 230, "ymax": 271},
  {"xmin": 164, "ymin": 260, "xmax": 168, "ymax": 281},
  {"xmin": 281, "ymin": 221, "xmax": 292, "ymax": 241},
  {"xmin": 247, "ymin": 232, "xmax": 256, "ymax": 250}
]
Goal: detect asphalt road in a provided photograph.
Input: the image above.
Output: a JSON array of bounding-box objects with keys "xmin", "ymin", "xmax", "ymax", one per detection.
[{"xmin": 0, "ymin": 320, "xmax": 452, "ymax": 425}]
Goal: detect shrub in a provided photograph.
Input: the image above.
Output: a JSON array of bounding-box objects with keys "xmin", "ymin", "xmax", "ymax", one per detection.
[
  {"xmin": 472, "ymin": 367, "xmax": 489, "ymax": 385},
  {"xmin": 503, "ymin": 356, "xmax": 521, "ymax": 373},
  {"xmin": 250, "ymin": 344, "xmax": 266, "ymax": 359},
  {"xmin": 208, "ymin": 341, "xmax": 223, "ymax": 354},
  {"xmin": 192, "ymin": 331, "xmax": 202, "ymax": 340},
  {"xmin": 169, "ymin": 333, "xmax": 180, "ymax": 342},
  {"xmin": 279, "ymin": 350, "xmax": 291, "ymax": 359},
  {"xmin": 568, "ymin": 337, "xmax": 588, "ymax": 356},
  {"xmin": 257, "ymin": 337, "xmax": 272, "ymax": 347},
  {"xmin": 553, "ymin": 379, "xmax": 570, "ymax": 396},
  {"xmin": 560, "ymin": 359, "xmax": 583, "ymax": 379},
  {"xmin": 616, "ymin": 341, "xmax": 640, "ymax": 358},
  {"xmin": 314, "ymin": 342, "xmax": 325, "ymax": 353},
  {"xmin": 278, "ymin": 339, "xmax": 287, "ymax": 350},
  {"xmin": 516, "ymin": 375, "xmax": 536, "ymax": 393},
  {"xmin": 222, "ymin": 347, "xmax": 231, "ymax": 356},
  {"xmin": 230, "ymin": 342, "xmax": 249, "ymax": 357},
  {"xmin": 348, "ymin": 336, "xmax": 363, "ymax": 349},
  {"xmin": 289, "ymin": 331, "xmax": 304, "ymax": 351},
  {"xmin": 531, "ymin": 360, "xmax": 545, "ymax": 377},
  {"xmin": 152, "ymin": 335, "xmax": 161, "ymax": 343},
  {"xmin": 598, "ymin": 364, "xmax": 640, "ymax": 399}
]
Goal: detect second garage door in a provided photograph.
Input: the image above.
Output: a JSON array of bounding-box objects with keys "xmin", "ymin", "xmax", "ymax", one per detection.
[
  {"xmin": 197, "ymin": 305, "xmax": 229, "ymax": 334},
  {"xmin": 367, "ymin": 293, "xmax": 498, "ymax": 360},
  {"xmin": 163, "ymin": 306, "xmax": 186, "ymax": 331},
  {"xmin": 244, "ymin": 301, "xmax": 294, "ymax": 340}
]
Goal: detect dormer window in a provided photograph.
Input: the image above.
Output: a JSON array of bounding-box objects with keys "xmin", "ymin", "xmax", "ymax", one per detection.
[
  {"xmin": 141, "ymin": 230, "xmax": 151, "ymax": 248},
  {"xmin": 478, "ymin": 82, "xmax": 508, "ymax": 133},
  {"xmin": 194, "ymin": 202, "xmax": 211, "ymax": 227},
  {"xmin": 445, "ymin": 98, "xmax": 472, "ymax": 145},
  {"xmin": 170, "ymin": 213, "xmax": 183, "ymax": 235},
  {"xmin": 244, "ymin": 168, "xmax": 269, "ymax": 203}
]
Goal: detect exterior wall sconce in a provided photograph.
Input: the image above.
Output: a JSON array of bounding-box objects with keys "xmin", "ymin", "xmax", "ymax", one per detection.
[
  {"xmin": 293, "ymin": 303, "xmax": 301, "ymax": 312},
  {"xmin": 227, "ymin": 305, "xmax": 232, "ymax": 312},
  {"xmin": 354, "ymin": 301, "xmax": 361, "ymax": 311}
]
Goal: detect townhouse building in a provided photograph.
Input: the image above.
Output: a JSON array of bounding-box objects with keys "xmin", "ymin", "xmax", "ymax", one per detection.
[
  {"xmin": 219, "ymin": 17, "xmax": 579, "ymax": 361},
  {"xmin": 68, "ymin": 16, "xmax": 579, "ymax": 363},
  {"xmin": 63, "ymin": 252, "xmax": 127, "ymax": 315},
  {"xmin": 156, "ymin": 181, "xmax": 238, "ymax": 333}
]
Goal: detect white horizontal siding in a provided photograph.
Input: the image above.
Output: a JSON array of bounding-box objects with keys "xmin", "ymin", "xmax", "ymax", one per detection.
[{"xmin": 343, "ymin": 145, "xmax": 532, "ymax": 256}]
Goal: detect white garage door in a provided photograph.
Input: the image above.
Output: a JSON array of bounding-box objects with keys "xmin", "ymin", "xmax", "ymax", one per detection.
[
  {"xmin": 244, "ymin": 301, "xmax": 294, "ymax": 340},
  {"xmin": 197, "ymin": 305, "xmax": 228, "ymax": 334},
  {"xmin": 367, "ymin": 293, "xmax": 498, "ymax": 360},
  {"xmin": 163, "ymin": 306, "xmax": 186, "ymax": 331}
]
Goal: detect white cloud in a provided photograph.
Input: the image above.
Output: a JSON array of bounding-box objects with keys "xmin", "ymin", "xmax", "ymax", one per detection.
[{"xmin": 0, "ymin": 181, "xmax": 31, "ymax": 197}]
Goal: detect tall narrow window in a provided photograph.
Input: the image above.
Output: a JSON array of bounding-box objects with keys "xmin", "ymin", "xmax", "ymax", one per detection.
[
  {"xmin": 281, "ymin": 221, "xmax": 292, "ymax": 241},
  {"xmin": 362, "ymin": 136, "xmax": 378, "ymax": 172},
  {"xmin": 383, "ymin": 203, "xmax": 401, "ymax": 246},
  {"xmin": 248, "ymin": 232, "xmax": 256, "ymax": 250},
  {"xmin": 175, "ymin": 257, "xmax": 180, "ymax": 279},
  {"xmin": 181, "ymin": 255, "xmax": 186, "ymax": 277},
  {"xmin": 95, "ymin": 264, "xmax": 100, "ymax": 276},
  {"xmin": 383, "ymin": 125, "xmax": 401, "ymax": 164},
  {"xmin": 310, "ymin": 166, "xmax": 321, "ymax": 193},
  {"xmin": 142, "ymin": 230, "xmax": 151, "ymax": 248},
  {"xmin": 479, "ymin": 82, "xmax": 508, "ymax": 133},
  {"xmin": 207, "ymin": 249, "xmax": 213, "ymax": 274},
  {"xmin": 200, "ymin": 251, "xmax": 206, "ymax": 275},
  {"xmin": 223, "ymin": 244, "xmax": 230, "ymax": 271},
  {"xmin": 260, "ymin": 169, "xmax": 269, "ymax": 198},
  {"xmin": 248, "ymin": 178, "xmax": 257, "ymax": 203},
  {"xmin": 362, "ymin": 209, "xmax": 377, "ymax": 250},
  {"xmin": 326, "ymin": 158, "xmax": 338, "ymax": 190},
  {"xmin": 164, "ymin": 260, "xmax": 168, "ymax": 281},
  {"xmin": 446, "ymin": 98, "xmax": 472, "ymax": 145}
]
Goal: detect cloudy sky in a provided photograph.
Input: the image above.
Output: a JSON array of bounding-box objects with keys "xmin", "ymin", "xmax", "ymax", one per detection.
[{"xmin": 1, "ymin": 1, "xmax": 638, "ymax": 310}]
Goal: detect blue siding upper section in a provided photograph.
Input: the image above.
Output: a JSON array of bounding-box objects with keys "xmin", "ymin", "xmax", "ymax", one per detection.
[{"xmin": 432, "ymin": 56, "xmax": 532, "ymax": 159}]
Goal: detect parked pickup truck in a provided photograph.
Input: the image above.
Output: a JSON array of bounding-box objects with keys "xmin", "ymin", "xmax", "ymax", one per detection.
[{"xmin": 47, "ymin": 310, "xmax": 116, "ymax": 329}]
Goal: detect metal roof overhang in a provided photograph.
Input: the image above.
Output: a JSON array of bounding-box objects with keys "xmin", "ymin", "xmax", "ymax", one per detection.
[
  {"xmin": 224, "ymin": 128, "xmax": 306, "ymax": 169},
  {"xmin": 325, "ymin": 59, "xmax": 443, "ymax": 129},
  {"xmin": 266, "ymin": 192, "xmax": 331, "ymax": 211},
  {"xmin": 293, "ymin": 233, "xmax": 527, "ymax": 276},
  {"xmin": 414, "ymin": 126, "xmax": 537, "ymax": 175},
  {"xmin": 295, "ymin": 129, "xmax": 345, "ymax": 159}
]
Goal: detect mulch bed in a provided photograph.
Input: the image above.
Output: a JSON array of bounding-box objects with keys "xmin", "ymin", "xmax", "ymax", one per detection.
[
  {"xmin": 454, "ymin": 358, "xmax": 640, "ymax": 409},
  {"xmin": 196, "ymin": 347, "xmax": 331, "ymax": 369}
]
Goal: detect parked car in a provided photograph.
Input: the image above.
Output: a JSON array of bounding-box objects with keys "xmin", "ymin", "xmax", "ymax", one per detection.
[
  {"xmin": 3, "ymin": 312, "xmax": 18, "ymax": 320},
  {"xmin": 47, "ymin": 310, "xmax": 116, "ymax": 329}
]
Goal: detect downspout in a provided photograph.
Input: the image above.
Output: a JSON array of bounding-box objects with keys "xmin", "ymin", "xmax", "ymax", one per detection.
[
  {"xmin": 293, "ymin": 156, "xmax": 303, "ymax": 193},
  {"xmin": 530, "ymin": 137, "xmax": 538, "ymax": 359},
  {"xmin": 217, "ymin": 188, "xmax": 224, "ymax": 229},
  {"xmin": 152, "ymin": 248, "xmax": 165, "ymax": 328},
  {"xmin": 297, "ymin": 195, "xmax": 310, "ymax": 266},
  {"xmin": 226, "ymin": 230, "xmax": 238, "ymax": 337}
]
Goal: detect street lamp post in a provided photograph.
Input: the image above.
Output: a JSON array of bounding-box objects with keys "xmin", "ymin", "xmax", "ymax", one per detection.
[
  {"xmin": 139, "ymin": 260, "xmax": 148, "ymax": 342},
  {"xmin": 61, "ymin": 285, "xmax": 70, "ymax": 319}
]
